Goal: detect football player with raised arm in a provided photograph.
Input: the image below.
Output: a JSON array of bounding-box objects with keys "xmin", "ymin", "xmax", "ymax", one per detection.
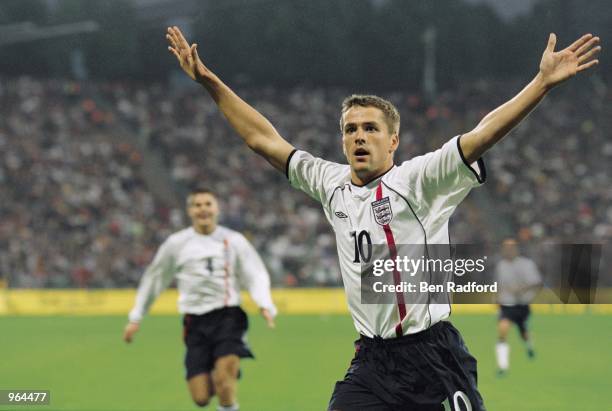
[
  {"xmin": 166, "ymin": 26, "xmax": 600, "ymax": 411},
  {"xmin": 123, "ymin": 188, "xmax": 276, "ymax": 411}
]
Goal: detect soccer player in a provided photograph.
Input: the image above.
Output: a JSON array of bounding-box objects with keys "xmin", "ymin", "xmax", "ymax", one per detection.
[
  {"xmin": 123, "ymin": 187, "xmax": 276, "ymax": 411},
  {"xmin": 495, "ymin": 238, "xmax": 542, "ymax": 377},
  {"xmin": 166, "ymin": 26, "xmax": 600, "ymax": 410}
]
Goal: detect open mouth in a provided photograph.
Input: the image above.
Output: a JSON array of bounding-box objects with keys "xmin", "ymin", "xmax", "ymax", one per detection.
[{"xmin": 354, "ymin": 148, "xmax": 370, "ymax": 161}]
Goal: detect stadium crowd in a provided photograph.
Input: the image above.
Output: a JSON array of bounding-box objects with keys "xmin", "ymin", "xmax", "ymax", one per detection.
[{"xmin": 1, "ymin": 76, "xmax": 610, "ymax": 288}]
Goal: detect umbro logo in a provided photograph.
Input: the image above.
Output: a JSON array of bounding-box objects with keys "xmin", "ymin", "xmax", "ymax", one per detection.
[{"xmin": 334, "ymin": 211, "xmax": 348, "ymax": 219}]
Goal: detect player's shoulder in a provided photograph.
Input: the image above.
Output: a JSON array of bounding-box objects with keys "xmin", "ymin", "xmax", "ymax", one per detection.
[
  {"xmin": 166, "ymin": 227, "xmax": 194, "ymax": 244},
  {"xmin": 494, "ymin": 258, "xmax": 507, "ymax": 269},
  {"xmin": 157, "ymin": 227, "xmax": 194, "ymax": 254},
  {"xmin": 394, "ymin": 136, "xmax": 461, "ymax": 171},
  {"xmin": 379, "ymin": 157, "xmax": 428, "ymax": 193},
  {"xmin": 516, "ymin": 256, "xmax": 537, "ymax": 266},
  {"xmin": 291, "ymin": 150, "xmax": 350, "ymax": 181},
  {"xmin": 394, "ymin": 150, "xmax": 437, "ymax": 176},
  {"xmin": 215, "ymin": 225, "xmax": 249, "ymax": 245}
]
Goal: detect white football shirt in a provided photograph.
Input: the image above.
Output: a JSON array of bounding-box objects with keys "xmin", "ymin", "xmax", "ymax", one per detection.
[
  {"xmin": 288, "ymin": 135, "xmax": 485, "ymax": 338},
  {"xmin": 129, "ymin": 225, "xmax": 276, "ymax": 323},
  {"xmin": 496, "ymin": 256, "xmax": 542, "ymax": 306}
]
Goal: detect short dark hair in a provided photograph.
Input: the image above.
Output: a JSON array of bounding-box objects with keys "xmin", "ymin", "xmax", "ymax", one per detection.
[
  {"xmin": 186, "ymin": 187, "xmax": 216, "ymax": 206},
  {"xmin": 340, "ymin": 94, "xmax": 400, "ymax": 135}
]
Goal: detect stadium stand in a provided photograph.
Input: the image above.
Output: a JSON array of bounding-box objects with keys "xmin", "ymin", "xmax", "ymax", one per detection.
[{"xmin": 1, "ymin": 77, "xmax": 610, "ymax": 287}]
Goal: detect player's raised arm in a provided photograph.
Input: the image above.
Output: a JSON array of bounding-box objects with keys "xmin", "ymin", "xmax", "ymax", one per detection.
[
  {"xmin": 460, "ymin": 33, "xmax": 601, "ymax": 163},
  {"xmin": 166, "ymin": 26, "xmax": 295, "ymax": 172}
]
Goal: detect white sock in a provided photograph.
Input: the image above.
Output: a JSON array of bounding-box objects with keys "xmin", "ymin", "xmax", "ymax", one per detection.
[
  {"xmin": 217, "ymin": 404, "xmax": 239, "ymax": 411},
  {"xmin": 496, "ymin": 342, "xmax": 510, "ymax": 370}
]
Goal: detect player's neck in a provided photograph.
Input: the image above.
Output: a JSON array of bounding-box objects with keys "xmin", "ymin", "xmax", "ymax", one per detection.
[
  {"xmin": 351, "ymin": 164, "xmax": 394, "ymax": 187},
  {"xmin": 193, "ymin": 223, "xmax": 217, "ymax": 235}
]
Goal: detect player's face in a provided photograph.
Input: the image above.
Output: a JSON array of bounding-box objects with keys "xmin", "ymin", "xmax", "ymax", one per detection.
[
  {"xmin": 342, "ymin": 106, "xmax": 398, "ymax": 184},
  {"xmin": 187, "ymin": 193, "xmax": 220, "ymax": 234},
  {"xmin": 501, "ymin": 239, "xmax": 519, "ymax": 260}
]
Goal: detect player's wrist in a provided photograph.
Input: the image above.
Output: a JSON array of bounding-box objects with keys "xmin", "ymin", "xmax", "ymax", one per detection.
[
  {"xmin": 260, "ymin": 306, "xmax": 277, "ymax": 316},
  {"xmin": 534, "ymin": 71, "xmax": 554, "ymax": 92},
  {"xmin": 195, "ymin": 70, "xmax": 218, "ymax": 88}
]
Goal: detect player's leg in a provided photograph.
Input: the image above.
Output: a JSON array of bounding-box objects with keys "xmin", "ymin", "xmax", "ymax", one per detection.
[
  {"xmin": 183, "ymin": 314, "xmax": 216, "ymax": 407},
  {"xmin": 328, "ymin": 338, "xmax": 413, "ymax": 411},
  {"xmin": 441, "ymin": 323, "xmax": 485, "ymax": 411},
  {"xmin": 327, "ymin": 362, "xmax": 393, "ymax": 411},
  {"xmin": 423, "ymin": 322, "xmax": 486, "ymax": 410},
  {"xmin": 496, "ymin": 308, "xmax": 512, "ymax": 375},
  {"xmin": 209, "ymin": 307, "xmax": 254, "ymax": 411},
  {"xmin": 212, "ymin": 354, "xmax": 240, "ymax": 410},
  {"xmin": 517, "ymin": 305, "xmax": 535, "ymax": 358},
  {"xmin": 187, "ymin": 373, "xmax": 214, "ymax": 407},
  {"xmin": 384, "ymin": 322, "xmax": 484, "ymax": 410}
]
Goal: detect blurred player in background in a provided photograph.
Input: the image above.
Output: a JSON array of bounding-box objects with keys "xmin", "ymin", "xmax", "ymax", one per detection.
[
  {"xmin": 495, "ymin": 238, "xmax": 542, "ymax": 377},
  {"xmin": 166, "ymin": 25, "xmax": 600, "ymax": 410},
  {"xmin": 123, "ymin": 187, "xmax": 276, "ymax": 411}
]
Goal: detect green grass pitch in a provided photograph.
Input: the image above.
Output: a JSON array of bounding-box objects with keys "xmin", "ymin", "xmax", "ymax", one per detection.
[{"xmin": 0, "ymin": 313, "xmax": 609, "ymax": 410}]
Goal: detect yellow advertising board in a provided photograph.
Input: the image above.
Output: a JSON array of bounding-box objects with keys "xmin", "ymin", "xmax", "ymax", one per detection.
[{"xmin": 0, "ymin": 288, "xmax": 610, "ymax": 315}]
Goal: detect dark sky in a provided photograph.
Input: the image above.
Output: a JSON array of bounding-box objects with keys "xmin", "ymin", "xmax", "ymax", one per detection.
[
  {"xmin": 129, "ymin": 0, "xmax": 543, "ymax": 24},
  {"xmin": 464, "ymin": 0, "xmax": 538, "ymax": 20}
]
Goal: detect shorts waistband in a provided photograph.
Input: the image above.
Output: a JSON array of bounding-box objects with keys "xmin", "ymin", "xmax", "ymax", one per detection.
[
  {"xmin": 359, "ymin": 321, "xmax": 448, "ymax": 346},
  {"xmin": 184, "ymin": 305, "xmax": 242, "ymax": 319}
]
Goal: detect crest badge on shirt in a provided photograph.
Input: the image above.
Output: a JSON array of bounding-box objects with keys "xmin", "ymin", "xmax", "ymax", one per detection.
[{"xmin": 371, "ymin": 197, "xmax": 393, "ymax": 226}]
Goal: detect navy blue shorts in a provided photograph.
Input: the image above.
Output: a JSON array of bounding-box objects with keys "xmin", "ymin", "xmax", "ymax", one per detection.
[
  {"xmin": 328, "ymin": 321, "xmax": 485, "ymax": 411},
  {"xmin": 182, "ymin": 306, "xmax": 253, "ymax": 380},
  {"xmin": 499, "ymin": 305, "xmax": 530, "ymax": 334}
]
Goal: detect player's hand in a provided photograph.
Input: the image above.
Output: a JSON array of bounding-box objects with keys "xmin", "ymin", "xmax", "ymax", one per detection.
[
  {"xmin": 539, "ymin": 33, "xmax": 601, "ymax": 89},
  {"xmin": 260, "ymin": 308, "xmax": 276, "ymax": 329},
  {"xmin": 166, "ymin": 26, "xmax": 212, "ymax": 84},
  {"xmin": 123, "ymin": 322, "xmax": 140, "ymax": 343}
]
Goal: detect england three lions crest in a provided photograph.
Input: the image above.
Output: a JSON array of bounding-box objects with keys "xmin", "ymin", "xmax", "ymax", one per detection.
[{"xmin": 372, "ymin": 197, "xmax": 393, "ymax": 226}]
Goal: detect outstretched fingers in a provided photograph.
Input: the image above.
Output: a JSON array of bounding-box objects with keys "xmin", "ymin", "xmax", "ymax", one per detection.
[
  {"xmin": 566, "ymin": 33, "xmax": 593, "ymax": 52},
  {"xmin": 171, "ymin": 26, "xmax": 190, "ymax": 50},
  {"xmin": 166, "ymin": 27, "xmax": 180, "ymax": 50},
  {"xmin": 578, "ymin": 45, "xmax": 601, "ymax": 64},
  {"xmin": 168, "ymin": 45, "xmax": 180, "ymax": 61},
  {"xmin": 575, "ymin": 36, "xmax": 600, "ymax": 57},
  {"xmin": 576, "ymin": 36, "xmax": 601, "ymax": 72},
  {"xmin": 577, "ymin": 59, "xmax": 599, "ymax": 72},
  {"xmin": 166, "ymin": 27, "xmax": 187, "ymax": 56}
]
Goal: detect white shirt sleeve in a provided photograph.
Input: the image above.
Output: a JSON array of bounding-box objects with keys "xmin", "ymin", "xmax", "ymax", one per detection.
[
  {"xmin": 128, "ymin": 238, "xmax": 177, "ymax": 323},
  {"xmin": 286, "ymin": 149, "xmax": 339, "ymax": 204},
  {"xmin": 234, "ymin": 234, "xmax": 277, "ymax": 317},
  {"xmin": 524, "ymin": 258, "xmax": 543, "ymax": 287},
  {"xmin": 522, "ymin": 258, "xmax": 543, "ymax": 303},
  {"xmin": 396, "ymin": 135, "xmax": 486, "ymax": 227}
]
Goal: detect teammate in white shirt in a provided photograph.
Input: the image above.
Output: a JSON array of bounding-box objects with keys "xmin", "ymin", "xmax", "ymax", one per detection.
[
  {"xmin": 123, "ymin": 188, "xmax": 276, "ymax": 411},
  {"xmin": 495, "ymin": 238, "xmax": 542, "ymax": 377},
  {"xmin": 166, "ymin": 26, "xmax": 600, "ymax": 410}
]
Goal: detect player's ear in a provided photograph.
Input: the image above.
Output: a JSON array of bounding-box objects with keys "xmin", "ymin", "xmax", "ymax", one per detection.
[{"xmin": 389, "ymin": 133, "xmax": 399, "ymax": 153}]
